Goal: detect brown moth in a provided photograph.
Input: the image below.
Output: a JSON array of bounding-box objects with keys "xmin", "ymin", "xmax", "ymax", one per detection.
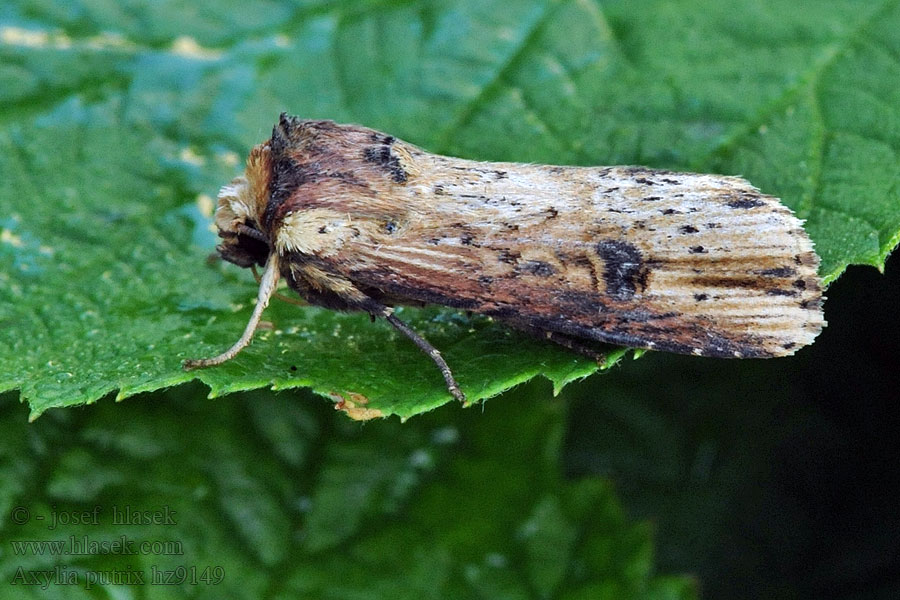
[{"xmin": 184, "ymin": 114, "xmax": 825, "ymax": 402}]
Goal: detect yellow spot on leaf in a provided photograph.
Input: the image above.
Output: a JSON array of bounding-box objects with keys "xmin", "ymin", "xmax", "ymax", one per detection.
[
  {"xmin": 1, "ymin": 26, "xmax": 132, "ymax": 52},
  {"xmin": 86, "ymin": 31, "xmax": 132, "ymax": 50},
  {"xmin": 330, "ymin": 391, "xmax": 384, "ymax": 421},
  {"xmin": 1, "ymin": 228, "xmax": 23, "ymax": 247},
  {"xmin": 1, "ymin": 26, "xmax": 51, "ymax": 48},
  {"xmin": 179, "ymin": 147, "xmax": 206, "ymax": 167},
  {"xmin": 170, "ymin": 36, "xmax": 222, "ymax": 60},
  {"xmin": 0, "ymin": 26, "xmax": 72, "ymax": 49},
  {"xmin": 196, "ymin": 194, "xmax": 215, "ymax": 218},
  {"xmin": 218, "ymin": 151, "xmax": 241, "ymax": 167}
]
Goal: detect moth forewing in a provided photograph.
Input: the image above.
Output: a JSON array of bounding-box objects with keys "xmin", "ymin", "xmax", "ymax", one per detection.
[
  {"xmin": 339, "ymin": 156, "xmax": 824, "ymax": 359},
  {"xmin": 185, "ymin": 114, "xmax": 825, "ymax": 402}
]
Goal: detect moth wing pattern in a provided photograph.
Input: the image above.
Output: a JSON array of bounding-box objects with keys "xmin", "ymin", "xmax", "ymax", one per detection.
[{"xmin": 266, "ymin": 119, "xmax": 824, "ymax": 359}]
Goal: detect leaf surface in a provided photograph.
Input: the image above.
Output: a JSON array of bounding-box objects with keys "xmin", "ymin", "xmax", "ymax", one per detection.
[{"xmin": 1, "ymin": 0, "xmax": 897, "ymax": 417}]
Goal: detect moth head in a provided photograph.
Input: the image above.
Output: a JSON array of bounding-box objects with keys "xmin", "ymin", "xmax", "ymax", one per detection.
[{"xmin": 214, "ymin": 143, "xmax": 273, "ymax": 268}]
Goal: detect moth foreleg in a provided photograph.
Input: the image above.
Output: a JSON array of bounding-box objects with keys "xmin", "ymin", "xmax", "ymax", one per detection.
[
  {"xmin": 378, "ymin": 307, "xmax": 466, "ymax": 404},
  {"xmin": 184, "ymin": 253, "xmax": 280, "ymax": 369}
]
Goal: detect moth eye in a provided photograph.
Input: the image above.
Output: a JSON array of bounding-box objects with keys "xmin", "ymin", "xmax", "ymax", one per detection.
[{"xmin": 384, "ymin": 220, "xmax": 398, "ymax": 234}]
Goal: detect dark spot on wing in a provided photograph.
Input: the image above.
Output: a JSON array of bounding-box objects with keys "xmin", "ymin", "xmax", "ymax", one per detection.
[
  {"xmin": 727, "ymin": 198, "xmax": 765, "ymax": 209},
  {"xmin": 689, "ymin": 245, "xmax": 707, "ymax": 254},
  {"xmin": 595, "ymin": 240, "xmax": 646, "ymax": 300},
  {"xmin": 758, "ymin": 267, "xmax": 797, "ymax": 277},
  {"xmin": 519, "ymin": 260, "xmax": 556, "ymax": 277},
  {"xmin": 680, "ymin": 225, "xmax": 699, "ymax": 234},
  {"xmin": 800, "ymin": 297, "xmax": 823, "ymax": 310},
  {"xmin": 371, "ymin": 132, "xmax": 394, "ymax": 145},
  {"xmin": 690, "ymin": 276, "xmax": 765, "ymax": 289},
  {"xmin": 795, "ymin": 252, "xmax": 818, "ymax": 267},
  {"xmin": 363, "ymin": 145, "xmax": 408, "ymax": 183},
  {"xmin": 766, "ymin": 288, "xmax": 799, "ymax": 297}
]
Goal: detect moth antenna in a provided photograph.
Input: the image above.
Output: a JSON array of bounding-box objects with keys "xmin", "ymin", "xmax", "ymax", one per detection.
[{"xmin": 184, "ymin": 253, "xmax": 280, "ymax": 369}]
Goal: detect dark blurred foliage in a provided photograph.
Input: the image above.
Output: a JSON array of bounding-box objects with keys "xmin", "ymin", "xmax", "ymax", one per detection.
[{"xmin": 564, "ymin": 255, "xmax": 900, "ymax": 600}]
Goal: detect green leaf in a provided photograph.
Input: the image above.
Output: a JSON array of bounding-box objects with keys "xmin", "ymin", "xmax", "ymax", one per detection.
[
  {"xmin": 0, "ymin": 386, "xmax": 696, "ymax": 599},
  {"xmin": 1, "ymin": 0, "xmax": 898, "ymax": 418}
]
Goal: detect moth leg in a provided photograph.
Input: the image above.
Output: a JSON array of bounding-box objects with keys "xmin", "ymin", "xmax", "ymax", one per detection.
[
  {"xmin": 184, "ymin": 253, "xmax": 280, "ymax": 369},
  {"xmin": 378, "ymin": 307, "xmax": 466, "ymax": 404},
  {"xmin": 252, "ymin": 263, "xmax": 307, "ymax": 307},
  {"xmin": 288, "ymin": 261, "xmax": 466, "ymax": 403},
  {"xmin": 516, "ymin": 326, "xmax": 608, "ymax": 367},
  {"xmin": 542, "ymin": 331, "xmax": 608, "ymax": 367}
]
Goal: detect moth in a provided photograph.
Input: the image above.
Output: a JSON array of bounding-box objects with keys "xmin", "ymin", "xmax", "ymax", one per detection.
[{"xmin": 184, "ymin": 114, "xmax": 825, "ymax": 402}]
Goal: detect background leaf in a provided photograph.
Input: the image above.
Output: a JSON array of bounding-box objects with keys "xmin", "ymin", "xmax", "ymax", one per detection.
[
  {"xmin": 0, "ymin": 384, "xmax": 696, "ymax": 599},
  {"xmin": 0, "ymin": 2, "xmax": 898, "ymax": 413}
]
